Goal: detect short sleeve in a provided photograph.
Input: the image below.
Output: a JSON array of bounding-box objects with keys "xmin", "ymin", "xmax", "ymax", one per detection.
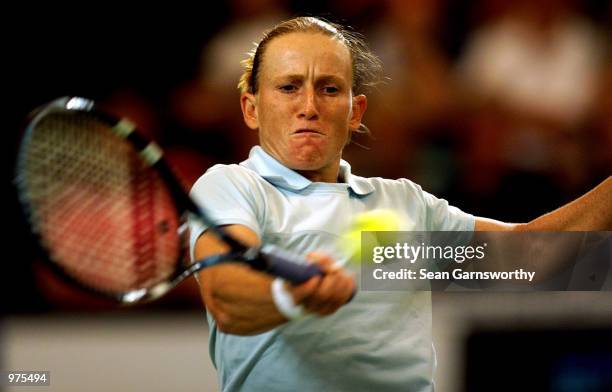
[
  {"xmin": 410, "ymin": 183, "xmax": 475, "ymax": 273},
  {"xmin": 420, "ymin": 188, "xmax": 475, "ymax": 232},
  {"xmin": 188, "ymin": 164, "xmax": 264, "ymax": 260}
]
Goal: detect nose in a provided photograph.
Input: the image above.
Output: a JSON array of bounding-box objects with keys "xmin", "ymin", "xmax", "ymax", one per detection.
[{"xmin": 298, "ymin": 87, "xmax": 319, "ymax": 120}]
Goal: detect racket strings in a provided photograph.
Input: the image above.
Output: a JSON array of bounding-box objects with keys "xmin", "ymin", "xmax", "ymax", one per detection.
[
  {"xmin": 129, "ymin": 152, "xmax": 159, "ymax": 287},
  {"xmin": 19, "ymin": 112, "xmax": 180, "ymax": 295}
]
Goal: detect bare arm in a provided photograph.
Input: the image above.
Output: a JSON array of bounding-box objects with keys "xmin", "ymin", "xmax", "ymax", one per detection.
[
  {"xmin": 471, "ymin": 177, "xmax": 611, "ymax": 282},
  {"xmin": 475, "ymin": 176, "xmax": 612, "ymax": 231},
  {"xmin": 194, "ymin": 225, "xmax": 355, "ymax": 335}
]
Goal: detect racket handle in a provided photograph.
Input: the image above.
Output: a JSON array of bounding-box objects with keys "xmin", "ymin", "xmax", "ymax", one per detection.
[
  {"xmin": 259, "ymin": 245, "xmax": 323, "ymax": 283},
  {"xmin": 258, "ymin": 246, "xmax": 356, "ymax": 302}
]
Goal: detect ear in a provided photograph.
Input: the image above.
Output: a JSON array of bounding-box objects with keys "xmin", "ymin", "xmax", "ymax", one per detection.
[
  {"xmin": 240, "ymin": 92, "xmax": 259, "ymax": 130},
  {"xmin": 349, "ymin": 94, "xmax": 367, "ymax": 131}
]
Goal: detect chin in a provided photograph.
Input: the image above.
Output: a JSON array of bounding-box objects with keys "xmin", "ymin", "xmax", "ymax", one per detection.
[
  {"xmin": 289, "ymin": 158, "xmax": 326, "ymax": 171},
  {"xmin": 292, "ymin": 149, "xmax": 329, "ymax": 168}
]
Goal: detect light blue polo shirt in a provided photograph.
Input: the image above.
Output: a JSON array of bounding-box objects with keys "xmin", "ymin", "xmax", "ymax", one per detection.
[{"xmin": 189, "ymin": 146, "xmax": 474, "ymax": 392}]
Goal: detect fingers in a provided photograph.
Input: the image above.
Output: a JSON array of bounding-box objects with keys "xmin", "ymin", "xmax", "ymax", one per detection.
[
  {"xmin": 291, "ymin": 275, "xmax": 321, "ymax": 303},
  {"xmin": 316, "ymin": 271, "xmax": 355, "ymax": 315},
  {"xmin": 306, "ymin": 252, "xmax": 341, "ymax": 273},
  {"xmin": 290, "ymin": 253, "xmax": 356, "ymax": 317},
  {"xmin": 303, "ymin": 270, "xmax": 355, "ymax": 315}
]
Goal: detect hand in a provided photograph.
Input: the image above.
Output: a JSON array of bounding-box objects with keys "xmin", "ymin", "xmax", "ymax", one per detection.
[{"xmin": 289, "ymin": 252, "xmax": 356, "ymax": 316}]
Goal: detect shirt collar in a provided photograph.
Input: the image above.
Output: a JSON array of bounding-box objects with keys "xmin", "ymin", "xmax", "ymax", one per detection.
[{"xmin": 241, "ymin": 146, "xmax": 374, "ymax": 196}]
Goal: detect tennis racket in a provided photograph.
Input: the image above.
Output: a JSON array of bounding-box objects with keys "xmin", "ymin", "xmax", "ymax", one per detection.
[{"xmin": 15, "ymin": 96, "xmax": 325, "ymax": 304}]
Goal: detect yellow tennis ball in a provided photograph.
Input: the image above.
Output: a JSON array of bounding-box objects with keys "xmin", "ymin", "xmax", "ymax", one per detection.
[{"xmin": 340, "ymin": 209, "xmax": 401, "ymax": 263}]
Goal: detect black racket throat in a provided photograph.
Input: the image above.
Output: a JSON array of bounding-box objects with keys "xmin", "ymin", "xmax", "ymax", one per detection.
[{"xmin": 16, "ymin": 96, "xmax": 325, "ymax": 304}]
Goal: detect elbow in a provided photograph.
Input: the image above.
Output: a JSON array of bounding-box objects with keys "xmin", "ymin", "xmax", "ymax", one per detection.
[
  {"xmin": 206, "ymin": 300, "xmax": 244, "ymax": 335},
  {"xmin": 208, "ymin": 302, "xmax": 270, "ymax": 336},
  {"xmin": 215, "ymin": 318, "xmax": 269, "ymax": 336},
  {"xmin": 512, "ymin": 222, "xmax": 530, "ymax": 232},
  {"xmin": 211, "ymin": 308, "xmax": 246, "ymax": 335},
  {"xmin": 215, "ymin": 315, "xmax": 244, "ymax": 335}
]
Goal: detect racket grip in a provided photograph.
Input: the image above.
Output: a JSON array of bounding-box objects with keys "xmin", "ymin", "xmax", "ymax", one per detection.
[
  {"xmin": 258, "ymin": 246, "xmax": 356, "ymax": 302},
  {"xmin": 259, "ymin": 246, "xmax": 323, "ymax": 283}
]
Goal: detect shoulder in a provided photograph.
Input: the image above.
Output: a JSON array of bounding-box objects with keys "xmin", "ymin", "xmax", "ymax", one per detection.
[
  {"xmin": 191, "ymin": 164, "xmax": 263, "ymax": 193},
  {"xmin": 188, "ymin": 163, "xmax": 269, "ymax": 233},
  {"xmin": 189, "ymin": 164, "xmax": 270, "ymax": 210},
  {"xmin": 365, "ymin": 176, "xmax": 429, "ymax": 201},
  {"xmin": 196, "ymin": 163, "xmax": 259, "ymax": 181}
]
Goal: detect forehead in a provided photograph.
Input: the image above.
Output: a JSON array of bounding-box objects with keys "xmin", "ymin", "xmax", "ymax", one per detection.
[{"xmin": 260, "ymin": 32, "xmax": 352, "ymax": 80}]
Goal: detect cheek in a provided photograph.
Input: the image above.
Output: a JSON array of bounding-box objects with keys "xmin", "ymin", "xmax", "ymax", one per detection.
[
  {"xmin": 260, "ymin": 109, "xmax": 287, "ymax": 132},
  {"xmin": 331, "ymin": 103, "xmax": 353, "ymax": 130},
  {"xmin": 258, "ymin": 95, "xmax": 291, "ymax": 127}
]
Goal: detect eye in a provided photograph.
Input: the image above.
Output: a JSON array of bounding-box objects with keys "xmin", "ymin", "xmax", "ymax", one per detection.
[
  {"xmin": 279, "ymin": 84, "xmax": 297, "ymax": 93},
  {"xmin": 322, "ymin": 86, "xmax": 339, "ymax": 94}
]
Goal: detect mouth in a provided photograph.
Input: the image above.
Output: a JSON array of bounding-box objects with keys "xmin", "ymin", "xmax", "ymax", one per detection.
[{"xmin": 292, "ymin": 129, "xmax": 324, "ymax": 135}]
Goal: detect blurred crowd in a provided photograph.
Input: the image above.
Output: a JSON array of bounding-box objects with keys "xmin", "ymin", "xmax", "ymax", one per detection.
[
  {"xmin": 14, "ymin": 0, "xmax": 611, "ymax": 311},
  {"xmin": 165, "ymin": 0, "xmax": 610, "ymax": 221}
]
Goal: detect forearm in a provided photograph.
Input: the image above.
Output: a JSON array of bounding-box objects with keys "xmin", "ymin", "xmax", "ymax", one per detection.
[
  {"xmin": 518, "ymin": 176, "xmax": 612, "ymax": 231},
  {"xmin": 194, "ymin": 225, "xmax": 355, "ymax": 335},
  {"xmin": 194, "ymin": 225, "xmax": 287, "ymax": 335},
  {"xmin": 473, "ymin": 176, "xmax": 610, "ymax": 279},
  {"xmin": 199, "ymin": 264, "xmax": 287, "ymax": 335}
]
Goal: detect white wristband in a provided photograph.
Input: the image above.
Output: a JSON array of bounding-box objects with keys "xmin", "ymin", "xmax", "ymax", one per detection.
[{"xmin": 271, "ymin": 278, "xmax": 305, "ymax": 320}]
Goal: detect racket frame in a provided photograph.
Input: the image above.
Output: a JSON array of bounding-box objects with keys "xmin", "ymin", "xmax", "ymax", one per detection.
[{"xmin": 16, "ymin": 96, "xmax": 321, "ymax": 304}]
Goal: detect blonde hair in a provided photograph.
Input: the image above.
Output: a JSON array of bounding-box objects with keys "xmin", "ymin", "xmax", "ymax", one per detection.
[{"xmin": 238, "ymin": 16, "xmax": 382, "ymax": 96}]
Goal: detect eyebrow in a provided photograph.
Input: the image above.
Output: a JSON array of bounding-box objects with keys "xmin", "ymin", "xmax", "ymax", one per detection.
[{"xmin": 274, "ymin": 74, "xmax": 347, "ymax": 85}]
